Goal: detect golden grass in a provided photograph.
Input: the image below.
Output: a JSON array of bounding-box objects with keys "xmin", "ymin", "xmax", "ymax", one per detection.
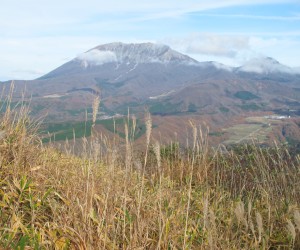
[{"xmin": 0, "ymin": 88, "xmax": 299, "ymax": 249}]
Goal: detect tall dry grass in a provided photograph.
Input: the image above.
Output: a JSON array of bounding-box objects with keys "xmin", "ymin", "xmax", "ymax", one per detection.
[{"xmin": 0, "ymin": 86, "xmax": 299, "ymax": 249}]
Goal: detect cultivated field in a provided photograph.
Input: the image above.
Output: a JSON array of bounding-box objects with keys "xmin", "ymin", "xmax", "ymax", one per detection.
[{"xmin": 223, "ymin": 116, "xmax": 287, "ymax": 145}]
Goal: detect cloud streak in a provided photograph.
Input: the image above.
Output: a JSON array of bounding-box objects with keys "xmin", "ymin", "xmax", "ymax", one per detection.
[
  {"xmin": 77, "ymin": 50, "xmax": 117, "ymax": 66},
  {"xmin": 195, "ymin": 13, "xmax": 300, "ymax": 21},
  {"xmin": 239, "ymin": 57, "xmax": 300, "ymax": 74},
  {"xmin": 164, "ymin": 34, "xmax": 250, "ymax": 58},
  {"xmin": 163, "ymin": 32, "xmax": 300, "ymax": 69},
  {"xmin": 1, "ymin": 1, "xmax": 297, "ymax": 30}
]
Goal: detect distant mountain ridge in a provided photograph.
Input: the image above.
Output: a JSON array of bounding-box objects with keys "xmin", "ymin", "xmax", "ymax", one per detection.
[
  {"xmin": 4, "ymin": 42, "xmax": 300, "ymax": 128},
  {"xmin": 80, "ymin": 42, "xmax": 300, "ymax": 75},
  {"xmin": 3, "ymin": 41, "xmax": 300, "ymax": 145},
  {"xmin": 38, "ymin": 42, "xmax": 300, "ymax": 81}
]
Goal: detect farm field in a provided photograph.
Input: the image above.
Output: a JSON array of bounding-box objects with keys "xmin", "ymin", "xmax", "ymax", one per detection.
[{"xmin": 223, "ymin": 116, "xmax": 285, "ymax": 145}]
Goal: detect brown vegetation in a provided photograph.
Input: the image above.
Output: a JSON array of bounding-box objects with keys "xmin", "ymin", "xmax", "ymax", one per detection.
[{"xmin": 0, "ymin": 87, "xmax": 299, "ymax": 249}]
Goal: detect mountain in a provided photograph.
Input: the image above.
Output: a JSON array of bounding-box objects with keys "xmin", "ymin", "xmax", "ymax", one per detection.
[
  {"xmin": 237, "ymin": 57, "xmax": 300, "ymax": 75},
  {"xmin": 41, "ymin": 42, "xmax": 198, "ymax": 79},
  {"xmin": 11, "ymin": 42, "xmax": 231, "ymax": 118},
  {"xmin": 4, "ymin": 42, "xmax": 300, "ymax": 145},
  {"xmin": 91, "ymin": 42, "xmax": 198, "ymax": 64}
]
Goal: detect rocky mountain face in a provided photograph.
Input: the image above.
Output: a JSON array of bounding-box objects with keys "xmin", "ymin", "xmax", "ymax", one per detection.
[
  {"xmin": 40, "ymin": 42, "xmax": 198, "ymax": 80},
  {"xmin": 91, "ymin": 42, "xmax": 198, "ymax": 64}
]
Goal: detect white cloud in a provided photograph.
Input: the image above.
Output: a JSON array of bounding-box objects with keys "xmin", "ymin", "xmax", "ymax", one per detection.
[
  {"xmin": 188, "ymin": 34, "xmax": 249, "ymax": 57},
  {"xmin": 246, "ymin": 37, "xmax": 300, "ymax": 67},
  {"xmin": 195, "ymin": 13, "xmax": 300, "ymax": 21},
  {"xmin": 162, "ymin": 33, "xmax": 300, "ymax": 69},
  {"xmin": 163, "ymin": 34, "xmax": 250, "ymax": 58},
  {"xmin": 77, "ymin": 50, "xmax": 117, "ymax": 66},
  {"xmin": 211, "ymin": 62, "xmax": 233, "ymax": 71},
  {"xmin": 0, "ymin": 1, "xmax": 297, "ymax": 33},
  {"xmin": 239, "ymin": 57, "xmax": 300, "ymax": 74}
]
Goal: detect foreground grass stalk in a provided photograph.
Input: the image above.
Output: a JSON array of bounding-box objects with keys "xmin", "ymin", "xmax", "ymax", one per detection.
[
  {"xmin": 137, "ymin": 112, "xmax": 152, "ymax": 231},
  {"xmin": 154, "ymin": 141, "xmax": 163, "ymax": 249},
  {"xmin": 183, "ymin": 122, "xmax": 197, "ymax": 249}
]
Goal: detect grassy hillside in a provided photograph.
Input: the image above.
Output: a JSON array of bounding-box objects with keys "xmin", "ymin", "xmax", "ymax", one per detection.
[{"xmin": 0, "ymin": 94, "xmax": 299, "ymax": 249}]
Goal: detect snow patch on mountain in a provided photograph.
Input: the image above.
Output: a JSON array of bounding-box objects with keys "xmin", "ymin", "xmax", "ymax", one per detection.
[{"xmin": 92, "ymin": 42, "xmax": 198, "ymax": 65}]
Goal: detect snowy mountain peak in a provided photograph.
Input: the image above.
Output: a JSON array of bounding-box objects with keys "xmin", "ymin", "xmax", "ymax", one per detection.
[
  {"xmin": 77, "ymin": 42, "xmax": 198, "ymax": 66},
  {"xmin": 238, "ymin": 57, "xmax": 299, "ymax": 75}
]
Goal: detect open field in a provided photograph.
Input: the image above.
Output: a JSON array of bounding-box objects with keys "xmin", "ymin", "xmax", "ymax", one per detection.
[
  {"xmin": 224, "ymin": 123, "xmax": 271, "ymax": 144},
  {"xmin": 223, "ymin": 115, "xmax": 290, "ymax": 145}
]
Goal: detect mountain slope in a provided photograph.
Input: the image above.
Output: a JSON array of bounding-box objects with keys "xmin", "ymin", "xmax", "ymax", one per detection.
[
  {"xmin": 40, "ymin": 42, "xmax": 198, "ymax": 80},
  {"xmin": 4, "ymin": 42, "xmax": 300, "ymax": 145},
  {"xmin": 15, "ymin": 42, "xmax": 232, "ymax": 116}
]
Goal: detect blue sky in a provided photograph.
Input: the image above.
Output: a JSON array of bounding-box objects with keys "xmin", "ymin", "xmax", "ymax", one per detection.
[{"xmin": 0, "ymin": 0, "xmax": 299, "ymax": 80}]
